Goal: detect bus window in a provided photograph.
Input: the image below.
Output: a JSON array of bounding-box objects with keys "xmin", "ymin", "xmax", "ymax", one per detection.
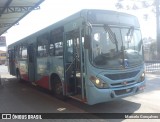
[
  {"xmin": 37, "ymin": 33, "xmax": 49, "ymax": 57},
  {"xmin": 49, "ymin": 43, "xmax": 54, "ymax": 56},
  {"xmin": 21, "ymin": 45, "xmax": 28, "ymax": 59},
  {"xmin": 66, "ymin": 39, "xmax": 73, "ymax": 62},
  {"xmin": 18, "ymin": 46, "xmax": 22, "ymax": 59},
  {"xmin": 14, "ymin": 45, "xmax": 21, "ymax": 59},
  {"xmin": 67, "ymin": 39, "xmax": 73, "ymax": 53},
  {"xmin": 51, "ymin": 27, "xmax": 64, "ymax": 56},
  {"xmin": 50, "ymin": 37, "xmax": 63, "ymax": 56},
  {"xmin": 55, "ymin": 41, "xmax": 63, "ymax": 56},
  {"xmin": 15, "ymin": 45, "xmax": 20, "ymax": 58}
]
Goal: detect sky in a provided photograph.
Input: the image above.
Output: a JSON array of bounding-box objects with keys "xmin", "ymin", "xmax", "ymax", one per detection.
[{"xmin": 0, "ymin": 0, "xmax": 156, "ymax": 51}]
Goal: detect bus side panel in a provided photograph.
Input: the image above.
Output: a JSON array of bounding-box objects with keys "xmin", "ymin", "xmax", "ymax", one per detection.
[
  {"xmin": 36, "ymin": 57, "xmax": 49, "ymax": 89},
  {"xmin": 49, "ymin": 56, "xmax": 64, "ymax": 86},
  {"xmin": 36, "ymin": 76, "xmax": 49, "ymax": 89},
  {"xmin": 19, "ymin": 60, "xmax": 29, "ymax": 81}
]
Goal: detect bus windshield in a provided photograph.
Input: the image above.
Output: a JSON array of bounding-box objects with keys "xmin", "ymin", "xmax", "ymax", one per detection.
[{"xmin": 91, "ymin": 26, "xmax": 143, "ymax": 69}]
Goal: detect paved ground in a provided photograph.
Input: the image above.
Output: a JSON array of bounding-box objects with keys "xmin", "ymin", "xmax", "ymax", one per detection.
[{"xmin": 0, "ymin": 65, "xmax": 160, "ymax": 122}]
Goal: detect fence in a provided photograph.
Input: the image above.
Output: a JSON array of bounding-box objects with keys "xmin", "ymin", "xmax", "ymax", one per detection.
[
  {"xmin": 145, "ymin": 60, "xmax": 160, "ymax": 73},
  {"xmin": 144, "ymin": 48, "xmax": 160, "ymax": 73}
]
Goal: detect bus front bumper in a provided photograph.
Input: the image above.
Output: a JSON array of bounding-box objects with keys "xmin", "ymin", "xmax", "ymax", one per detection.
[{"xmin": 86, "ymin": 81, "xmax": 145, "ymax": 105}]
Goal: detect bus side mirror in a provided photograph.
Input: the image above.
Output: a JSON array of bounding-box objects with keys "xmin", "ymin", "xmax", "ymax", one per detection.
[{"xmin": 84, "ymin": 35, "xmax": 91, "ymax": 49}]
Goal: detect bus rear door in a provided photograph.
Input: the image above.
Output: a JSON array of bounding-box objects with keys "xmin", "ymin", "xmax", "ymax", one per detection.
[{"xmin": 27, "ymin": 44, "xmax": 35, "ymax": 82}]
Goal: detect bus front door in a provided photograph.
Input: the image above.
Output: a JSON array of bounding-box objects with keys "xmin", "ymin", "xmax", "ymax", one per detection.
[
  {"xmin": 28, "ymin": 44, "xmax": 35, "ymax": 82},
  {"xmin": 64, "ymin": 29, "xmax": 86, "ymax": 101}
]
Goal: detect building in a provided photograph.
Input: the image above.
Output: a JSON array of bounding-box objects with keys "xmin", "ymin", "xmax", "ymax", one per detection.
[{"xmin": 0, "ymin": 50, "xmax": 7, "ymax": 65}]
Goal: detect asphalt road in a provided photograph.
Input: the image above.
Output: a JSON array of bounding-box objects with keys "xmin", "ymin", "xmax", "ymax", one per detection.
[{"xmin": 0, "ymin": 65, "xmax": 160, "ymax": 122}]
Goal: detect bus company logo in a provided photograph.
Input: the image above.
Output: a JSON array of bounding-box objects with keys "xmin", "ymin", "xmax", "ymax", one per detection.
[
  {"xmin": 2, "ymin": 114, "xmax": 11, "ymax": 119},
  {"xmin": 121, "ymin": 81, "xmax": 128, "ymax": 85}
]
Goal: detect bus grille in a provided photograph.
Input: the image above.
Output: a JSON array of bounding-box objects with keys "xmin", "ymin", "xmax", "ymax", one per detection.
[
  {"xmin": 104, "ymin": 70, "xmax": 140, "ymax": 80},
  {"xmin": 111, "ymin": 80, "xmax": 135, "ymax": 87},
  {"xmin": 114, "ymin": 88, "xmax": 134, "ymax": 95}
]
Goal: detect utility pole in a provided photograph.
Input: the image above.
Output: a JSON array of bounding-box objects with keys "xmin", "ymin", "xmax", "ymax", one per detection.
[{"xmin": 156, "ymin": 0, "xmax": 160, "ymax": 59}]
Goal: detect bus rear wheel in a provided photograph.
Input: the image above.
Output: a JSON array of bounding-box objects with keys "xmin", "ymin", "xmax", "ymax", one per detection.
[{"xmin": 53, "ymin": 77, "xmax": 65, "ymax": 100}]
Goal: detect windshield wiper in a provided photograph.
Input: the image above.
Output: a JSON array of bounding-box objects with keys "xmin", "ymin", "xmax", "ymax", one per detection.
[
  {"xmin": 104, "ymin": 24, "xmax": 118, "ymax": 52},
  {"xmin": 127, "ymin": 26, "xmax": 134, "ymax": 42}
]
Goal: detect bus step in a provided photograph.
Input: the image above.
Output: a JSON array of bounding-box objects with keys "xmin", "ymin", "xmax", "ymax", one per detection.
[
  {"xmin": 69, "ymin": 95, "xmax": 87, "ymax": 103},
  {"xmin": 67, "ymin": 92, "xmax": 77, "ymax": 96},
  {"xmin": 69, "ymin": 94, "xmax": 82, "ymax": 100}
]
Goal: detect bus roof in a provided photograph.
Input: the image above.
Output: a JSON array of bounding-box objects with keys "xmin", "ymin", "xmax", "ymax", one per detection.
[{"xmin": 8, "ymin": 9, "xmax": 140, "ymax": 48}]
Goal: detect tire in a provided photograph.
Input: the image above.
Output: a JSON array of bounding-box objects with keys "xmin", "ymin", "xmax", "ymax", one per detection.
[{"xmin": 53, "ymin": 77, "xmax": 66, "ymax": 100}]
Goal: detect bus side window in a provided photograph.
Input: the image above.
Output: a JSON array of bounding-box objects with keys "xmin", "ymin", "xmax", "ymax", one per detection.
[
  {"xmin": 15, "ymin": 45, "xmax": 20, "ymax": 58},
  {"xmin": 21, "ymin": 45, "xmax": 28, "ymax": 59},
  {"xmin": 49, "ymin": 43, "xmax": 54, "ymax": 56},
  {"xmin": 49, "ymin": 32, "xmax": 55, "ymax": 56},
  {"xmin": 55, "ymin": 41, "xmax": 63, "ymax": 56},
  {"xmin": 50, "ymin": 27, "xmax": 64, "ymax": 57},
  {"xmin": 66, "ymin": 39, "xmax": 73, "ymax": 62},
  {"xmin": 37, "ymin": 33, "xmax": 49, "ymax": 57}
]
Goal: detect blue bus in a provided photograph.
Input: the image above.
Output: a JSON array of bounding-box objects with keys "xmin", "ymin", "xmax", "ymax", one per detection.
[{"xmin": 8, "ymin": 9, "xmax": 145, "ymax": 105}]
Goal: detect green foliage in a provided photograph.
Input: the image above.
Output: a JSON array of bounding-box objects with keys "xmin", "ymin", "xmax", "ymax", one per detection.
[
  {"xmin": 150, "ymin": 41, "xmax": 158, "ymax": 59},
  {"xmin": 150, "ymin": 41, "xmax": 157, "ymax": 52}
]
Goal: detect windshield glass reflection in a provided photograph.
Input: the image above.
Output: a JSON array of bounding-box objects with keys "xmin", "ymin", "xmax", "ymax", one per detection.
[{"xmin": 91, "ymin": 26, "xmax": 143, "ymax": 69}]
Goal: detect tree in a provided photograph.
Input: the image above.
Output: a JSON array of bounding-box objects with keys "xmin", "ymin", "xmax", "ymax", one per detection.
[
  {"xmin": 155, "ymin": 0, "xmax": 160, "ymax": 59},
  {"xmin": 115, "ymin": 0, "xmax": 155, "ymax": 21},
  {"xmin": 115, "ymin": 0, "xmax": 160, "ymax": 59},
  {"xmin": 150, "ymin": 41, "xmax": 157, "ymax": 59}
]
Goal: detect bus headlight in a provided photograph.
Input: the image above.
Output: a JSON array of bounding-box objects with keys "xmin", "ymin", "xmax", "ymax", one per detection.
[
  {"xmin": 138, "ymin": 72, "xmax": 145, "ymax": 82},
  {"xmin": 89, "ymin": 76, "xmax": 108, "ymax": 89}
]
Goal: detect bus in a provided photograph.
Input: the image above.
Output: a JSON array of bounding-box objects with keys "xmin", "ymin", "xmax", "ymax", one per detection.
[{"xmin": 8, "ymin": 9, "xmax": 145, "ymax": 105}]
